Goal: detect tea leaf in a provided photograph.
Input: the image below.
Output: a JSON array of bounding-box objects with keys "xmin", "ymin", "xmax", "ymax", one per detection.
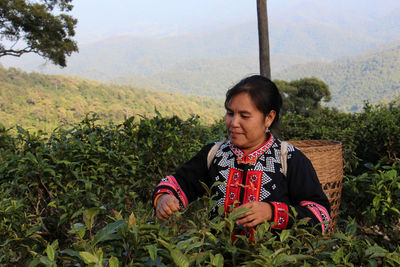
[
  {"xmin": 211, "ymin": 253, "xmax": 224, "ymax": 267},
  {"xmin": 93, "ymin": 220, "xmax": 125, "ymax": 245},
  {"xmin": 83, "ymin": 207, "xmax": 100, "ymax": 231},
  {"xmin": 147, "ymin": 244, "xmax": 157, "ymax": 262},
  {"xmin": 365, "ymin": 246, "xmax": 387, "ymax": 258},
  {"xmin": 108, "ymin": 256, "xmax": 119, "ymax": 267},
  {"xmin": 46, "ymin": 244, "xmax": 55, "ymax": 262},
  {"xmin": 228, "ymin": 207, "xmax": 251, "ymax": 220},
  {"xmin": 171, "ymin": 249, "xmax": 189, "ymax": 267},
  {"xmin": 280, "ymin": 229, "xmax": 290, "ymax": 242},
  {"xmin": 79, "ymin": 251, "xmax": 99, "ymax": 264},
  {"xmin": 128, "ymin": 212, "xmax": 136, "ymax": 226}
]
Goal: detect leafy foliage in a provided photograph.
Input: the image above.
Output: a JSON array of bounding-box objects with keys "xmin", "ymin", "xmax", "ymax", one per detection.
[
  {"xmin": 0, "ymin": 103, "xmax": 399, "ymax": 265},
  {"xmin": 280, "ymin": 104, "xmax": 400, "ymax": 173},
  {"xmin": 341, "ymin": 163, "xmax": 400, "ymax": 250},
  {"xmin": 276, "ymin": 77, "xmax": 331, "ymax": 117},
  {"xmin": 0, "ymin": 0, "xmax": 78, "ymax": 66}
]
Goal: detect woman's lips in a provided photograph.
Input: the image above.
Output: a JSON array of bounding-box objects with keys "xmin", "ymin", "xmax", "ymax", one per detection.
[{"xmin": 230, "ymin": 131, "xmax": 243, "ymax": 137}]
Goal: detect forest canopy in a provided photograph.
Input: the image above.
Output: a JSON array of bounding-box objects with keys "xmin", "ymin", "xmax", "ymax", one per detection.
[{"xmin": 0, "ymin": 0, "xmax": 78, "ymax": 66}]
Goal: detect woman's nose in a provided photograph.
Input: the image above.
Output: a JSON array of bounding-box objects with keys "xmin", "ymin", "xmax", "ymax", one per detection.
[{"xmin": 230, "ymin": 114, "xmax": 240, "ymax": 127}]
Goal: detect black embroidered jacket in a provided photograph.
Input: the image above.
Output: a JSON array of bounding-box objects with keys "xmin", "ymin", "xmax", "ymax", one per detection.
[{"xmin": 153, "ymin": 135, "xmax": 331, "ymax": 232}]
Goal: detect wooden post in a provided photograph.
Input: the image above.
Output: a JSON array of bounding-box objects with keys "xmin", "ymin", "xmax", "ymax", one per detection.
[{"xmin": 257, "ymin": 0, "xmax": 271, "ymax": 79}]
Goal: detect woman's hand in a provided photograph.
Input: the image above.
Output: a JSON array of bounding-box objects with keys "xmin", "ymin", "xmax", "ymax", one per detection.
[
  {"xmin": 155, "ymin": 194, "xmax": 180, "ymax": 221},
  {"xmin": 234, "ymin": 201, "xmax": 273, "ymax": 228}
]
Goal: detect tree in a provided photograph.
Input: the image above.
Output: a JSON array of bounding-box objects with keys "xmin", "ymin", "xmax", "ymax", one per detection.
[
  {"xmin": 276, "ymin": 77, "xmax": 332, "ymax": 117},
  {"xmin": 0, "ymin": 0, "xmax": 78, "ymax": 67},
  {"xmin": 257, "ymin": 0, "xmax": 271, "ymax": 79}
]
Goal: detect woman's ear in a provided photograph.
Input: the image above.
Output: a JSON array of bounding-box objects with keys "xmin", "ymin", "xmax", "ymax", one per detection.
[{"xmin": 265, "ymin": 110, "xmax": 276, "ymax": 128}]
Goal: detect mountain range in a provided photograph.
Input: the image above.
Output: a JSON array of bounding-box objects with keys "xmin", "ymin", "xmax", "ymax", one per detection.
[{"xmin": 1, "ymin": 0, "xmax": 400, "ymax": 112}]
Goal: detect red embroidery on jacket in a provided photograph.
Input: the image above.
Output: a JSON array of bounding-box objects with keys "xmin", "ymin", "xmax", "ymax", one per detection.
[
  {"xmin": 224, "ymin": 169, "xmax": 243, "ymax": 212},
  {"xmin": 270, "ymin": 202, "xmax": 289, "ymax": 229},
  {"xmin": 230, "ymin": 135, "xmax": 274, "ymax": 165},
  {"xmin": 243, "ymin": 170, "xmax": 262, "ymax": 204},
  {"xmin": 224, "ymin": 169, "xmax": 263, "ymax": 214}
]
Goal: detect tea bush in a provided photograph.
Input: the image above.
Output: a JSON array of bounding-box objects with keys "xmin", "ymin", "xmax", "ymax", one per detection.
[
  {"xmin": 0, "ymin": 104, "xmax": 399, "ymax": 265},
  {"xmin": 280, "ymin": 104, "xmax": 400, "ymax": 174},
  {"xmin": 341, "ymin": 163, "xmax": 400, "ymax": 250},
  {"xmin": 0, "ymin": 114, "xmax": 214, "ymax": 264}
]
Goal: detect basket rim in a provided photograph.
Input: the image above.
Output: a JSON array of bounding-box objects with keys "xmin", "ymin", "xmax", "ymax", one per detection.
[{"xmin": 286, "ymin": 139, "xmax": 342, "ymax": 147}]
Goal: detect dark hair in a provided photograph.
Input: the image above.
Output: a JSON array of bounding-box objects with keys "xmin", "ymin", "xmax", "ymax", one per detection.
[{"xmin": 224, "ymin": 75, "xmax": 283, "ymax": 129}]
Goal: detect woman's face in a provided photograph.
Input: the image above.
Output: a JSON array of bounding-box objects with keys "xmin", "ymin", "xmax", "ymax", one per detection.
[{"xmin": 225, "ymin": 92, "xmax": 275, "ymax": 154}]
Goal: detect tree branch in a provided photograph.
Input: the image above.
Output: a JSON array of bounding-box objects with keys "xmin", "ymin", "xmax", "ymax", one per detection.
[{"xmin": 0, "ymin": 48, "xmax": 34, "ymax": 57}]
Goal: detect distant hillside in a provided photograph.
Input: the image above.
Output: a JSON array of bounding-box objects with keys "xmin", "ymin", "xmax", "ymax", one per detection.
[
  {"xmin": 112, "ymin": 57, "xmax": 258, "ymax": 101},
  {"xmin": 276, "ymin": 43, "xmax": 400, "ymax": 111},
  {"xmin": 3, "ymin": 4, "xmax": 398, "ymax": 81},
  {"xmin": 0, "ymin": 66, "xmax": 224, "ymax": 132},
  {"xmin": 2, "ymin": 0, "xmax": 400, "ymax": 113}
]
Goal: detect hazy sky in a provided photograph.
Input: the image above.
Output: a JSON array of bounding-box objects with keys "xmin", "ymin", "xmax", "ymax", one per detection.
[
  {"xmin": 70, "ymin": 0, "xmax": 389, "ymax": 44},
  {"xmin": 71, "ymin": 0, "xmax": 256, "ymax": 43}
]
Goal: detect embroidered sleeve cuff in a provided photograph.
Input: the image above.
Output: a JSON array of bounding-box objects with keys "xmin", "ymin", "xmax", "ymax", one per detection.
[
  {"xmin": 300, "ymin": 201, "xmax": 331, "ymax": 232},
  {"xmin": 269, "ymin": 201, "xmax": 290, "ymax": 230},
  {"xmin": 152, "ymin": 175, "xmax": 189, "ymax": 209}
]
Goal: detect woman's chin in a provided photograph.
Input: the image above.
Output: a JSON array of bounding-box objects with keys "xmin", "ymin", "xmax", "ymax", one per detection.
[{"xmin": 229, "ymin": 138, "xmax": 243, "ymax": 148}]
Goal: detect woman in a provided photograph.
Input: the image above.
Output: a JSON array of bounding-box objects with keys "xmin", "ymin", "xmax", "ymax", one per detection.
[{"xmin": 152, "ymin": 75, "xmax": 331, "ymax": 235}]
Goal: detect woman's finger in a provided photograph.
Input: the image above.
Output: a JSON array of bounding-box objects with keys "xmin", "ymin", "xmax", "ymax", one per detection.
[
  {"xmin": 236, "ymin": 213, "xmax": 254, "ymax": 225},
  {"xmin": 167, "ymin": 197, "xmax": 180, "ymax": 211},
  {"xmin": 235, "ymin": 211, "xmax": 253, "ymax": 220},
  {"xmin": 243, "ymin": 219, "xmax": 259, "ymax": 228},
  {"xmin": 156, "ymin": 208, "xmax": 169, "ymax": 221}
]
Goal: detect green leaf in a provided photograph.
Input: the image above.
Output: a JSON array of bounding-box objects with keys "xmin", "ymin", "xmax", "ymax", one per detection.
[
  {"xmin": 44, "ymin": 168, "xmax": 56, "ymax": 177},
  {"xmin": 289, "ymin": 254, "xmax": 316, "ymax": 262},
  {"xmin": 25, "ymin": 225, "xmax": 42, "ymax": 237},
  {"xmin": 27, "ymin": 258, "xmax": 41, "ymax": 267},
  {"xmin": 79, "ymin": 251, "xmax": 99, "ymax": 264},
  {"xmin": 274, "ymin": 254, "xmax": 296, "ymax": 265},
  {"xmin": 368, "ymin": 259, "xmax": 378, "ymax": 267},
  {"xmin": 147, "ymin": 245, "xmax": 157, "ymax": 262},
  {"xmin": 345, "ymin": 219, "xmax": 357, "ymax": 235},
  {"xmin": 167, "ymin": 146, "xmax": 173, "ymax": 154},
  {"xmin": 330, "ymin": 247, "xmax": 344, "ymax": 264},
  {"xmin": 199, "ymin": 181, "xmax": 211, "ymax": 196},
  {"xmin": 93, "ymin": 220, "xmax": 125, "ymax": 245},
  {"xmin": 228, "ymin": 207, "xmax": 251, "ymax": 220},
  {"xmin": 365, "ymin": 246, "xmax": 387, "ymax": 258},
  {"xmin": 39, "ymin": 256, "xmax": 54, "ymax": 266},
  {"xmin": 83, "ymin": 207, "xmax": 100, "ymax": 230},
  {"xmin": 279, "ymin": 229, "xmax": 290, "ymax": 242},
  {"xmin": 108, "ymin": 256, "xmax": 119, "ymax": 267},
  {"xmin": 372, "ymin": 195, "xmax": 381, "ymax": 209},
  {"xmin": 158, "ymin": 239, "xmax": 189, "ymax": 267},
  {"xmin": 47, "ymin": 200, "xmax": 57, "ymax": 208},
  {"xmin": 171, "ymin": 249, "xmax": 189, "ymax": 267},
  {"xmin": 70, "ymin": 223, "xmax": 86, "ymax": 239},
  {"xmin": 46, "ymin": 244, "xmax": 55, "ymax": 262},
  {"xmin": 59, "ymin": 249, "xmax": 80, "ymax": 257},
  {"xmin": 331, "ymin": 232, "xmax": 348, "ymax": 240},
  {"xmin": 211, "ymin": 253, "xmax": 224, "ymax": 267}
]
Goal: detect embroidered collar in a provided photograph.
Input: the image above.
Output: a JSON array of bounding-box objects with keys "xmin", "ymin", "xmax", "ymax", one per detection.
[{"xmin": 229, "ymin": 135, "xmax": 275, "ymax": 165}]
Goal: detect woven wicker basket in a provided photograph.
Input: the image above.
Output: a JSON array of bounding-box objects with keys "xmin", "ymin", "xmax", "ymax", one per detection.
[{"xmin": 287, "ymin": 140, "xmax": 343, "ymax": 233}]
